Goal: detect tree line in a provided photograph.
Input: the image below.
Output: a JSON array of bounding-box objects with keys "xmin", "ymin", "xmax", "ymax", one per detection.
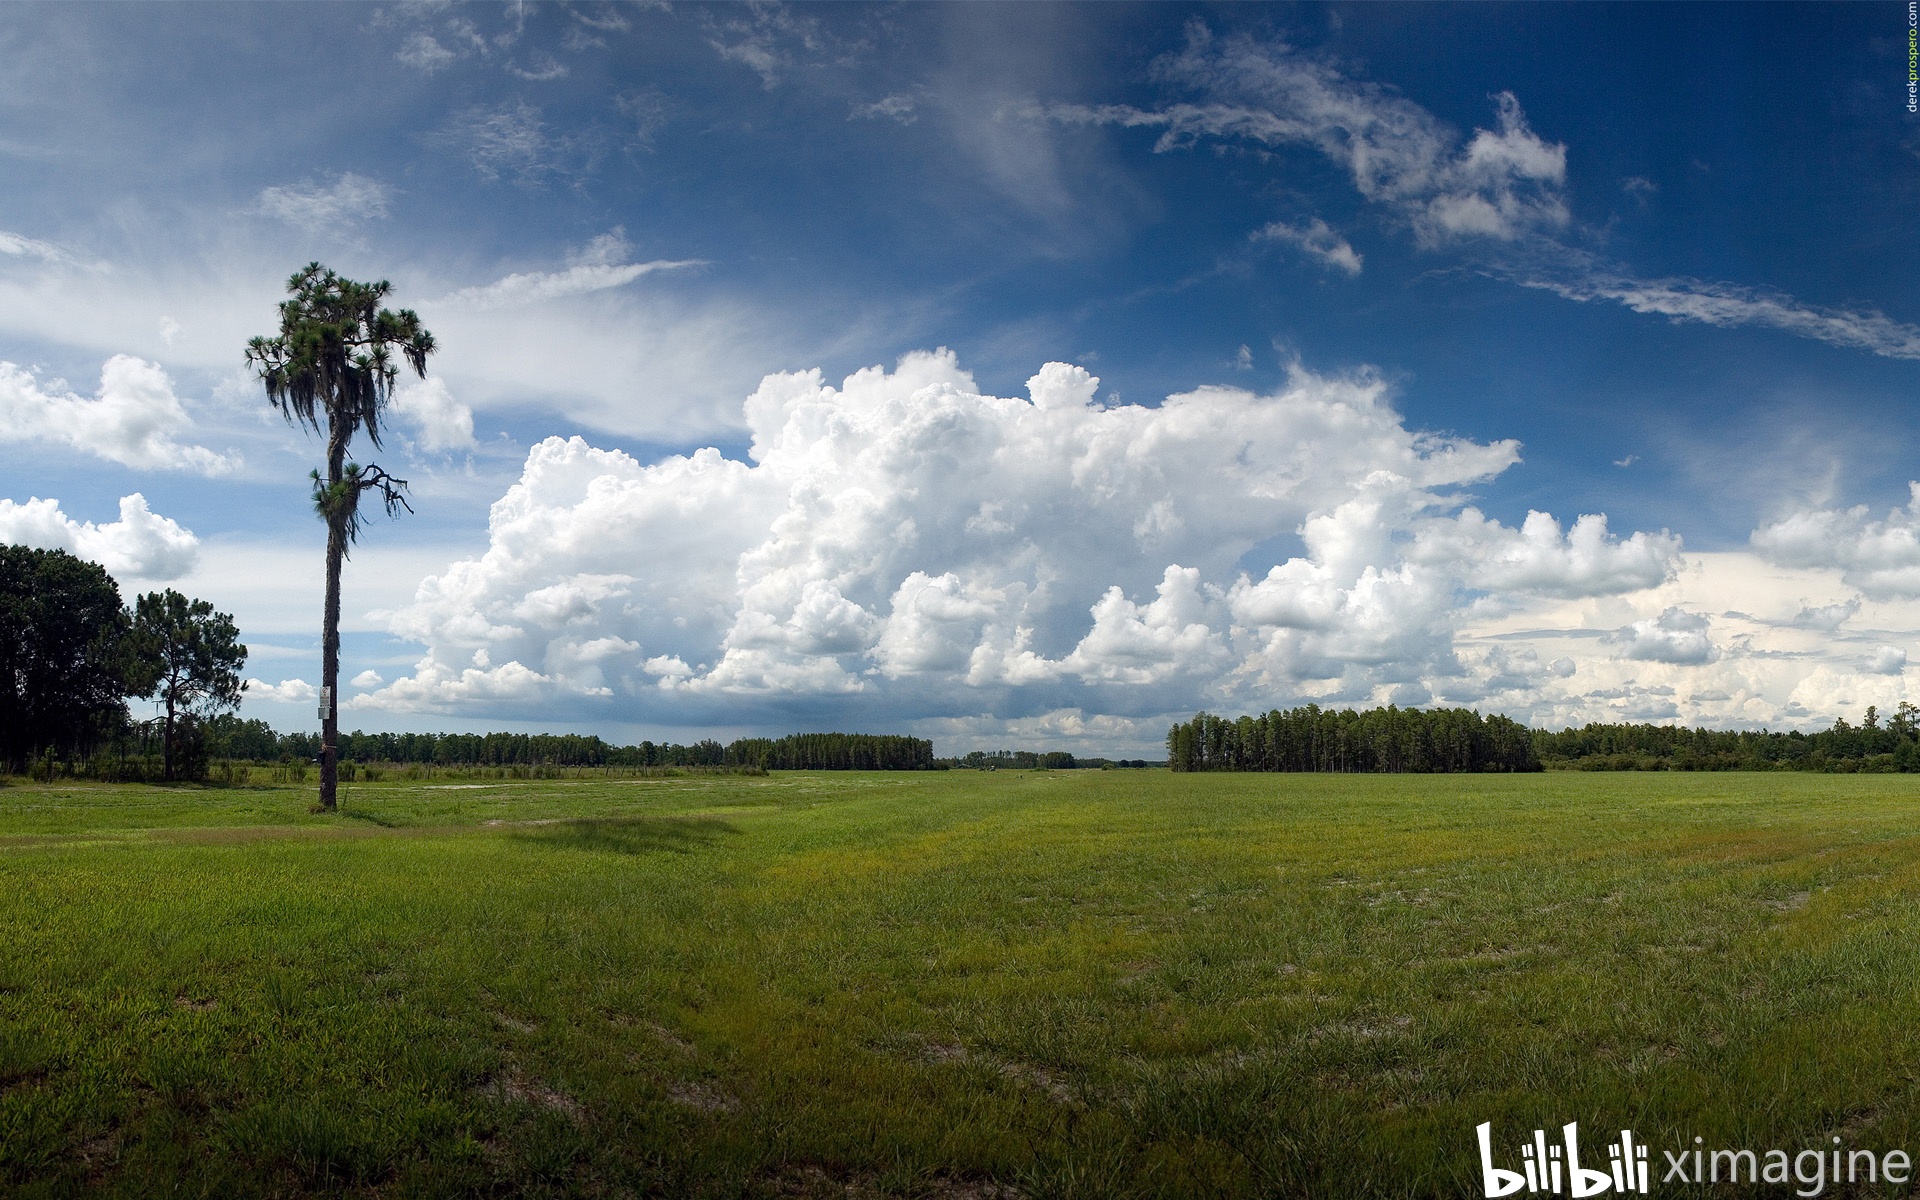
[
  {"xmin": 944, "ymin": 750, "xmax": 1159, "ymax": 770},
  {"xmin": 1534, "ymin": 705, "xmax": 1920, "ymax": 771},
  {"xmin": 2, "ymin": 546, "xmax": 245, "ymax": 779},
  {"xmin": 201, "ymin": 718, "xmax": 938, "ymax": 773},
  {"xmin": 1167, "ymin": 705, "xmax": 1541, "ymax": 773}
]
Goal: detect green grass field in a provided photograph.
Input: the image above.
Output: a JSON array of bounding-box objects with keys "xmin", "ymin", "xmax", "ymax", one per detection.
[{"xmin": 4, "ymin": 769, "xmax": 1920, "ymax": 1198}]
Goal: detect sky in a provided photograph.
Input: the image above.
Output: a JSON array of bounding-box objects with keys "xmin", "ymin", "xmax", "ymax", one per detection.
[{"xmin": 3, "ymin": 2, "xmax": 1919, "ymax": 756}]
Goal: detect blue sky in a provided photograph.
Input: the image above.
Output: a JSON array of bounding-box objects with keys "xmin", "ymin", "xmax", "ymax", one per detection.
[{"xmin": 4, "ymin": 2, "xmax": 1919, "ymax": 753}]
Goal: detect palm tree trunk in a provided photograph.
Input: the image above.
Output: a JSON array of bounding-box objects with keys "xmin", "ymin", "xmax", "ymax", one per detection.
[
  {"xmin": 162, "ymin": 687, "xmax": 176, "ymax": 782},
  {"xmin": 319, "ymin": 518, "xmax": 345, "ymax": 811}
]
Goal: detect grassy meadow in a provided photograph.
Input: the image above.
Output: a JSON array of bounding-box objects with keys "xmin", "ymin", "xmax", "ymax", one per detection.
[{"xmin": 3, "ymin": 769, "xmax": 1920, "ymax": 1197}]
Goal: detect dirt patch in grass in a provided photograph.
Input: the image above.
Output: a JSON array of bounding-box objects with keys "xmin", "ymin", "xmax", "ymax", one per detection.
[
  {"xmin": 667, "ymin": 1077, "xmax": 739, "ymax": 1113},
  {"xmin": 763, "ymin": 1162, "xmax": 1023, "ymax": 1199},
  {"xmin": 491, "ymin": 1069, "xmax": 583, "ymax": 1119}
]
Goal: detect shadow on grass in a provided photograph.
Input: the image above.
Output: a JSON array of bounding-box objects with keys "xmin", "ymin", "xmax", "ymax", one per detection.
[
  {"xmin": 339, "ymin": 807, "xmax": 400, "ymax": 828},
  {"xmin": 509, "ymin": 815, "xmax": 739, "ymax": 856}
]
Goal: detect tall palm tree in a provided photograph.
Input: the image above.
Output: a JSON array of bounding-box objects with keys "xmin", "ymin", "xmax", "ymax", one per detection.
[{"xmin": 246, "ymin": 263, "xmax": 435, "ymax": 811}]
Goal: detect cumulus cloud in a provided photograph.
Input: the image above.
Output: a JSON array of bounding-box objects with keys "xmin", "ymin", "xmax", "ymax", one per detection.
[
  {"xmin": 1418, "ymin": 509, "xmax": 1681, "ymax": 597},
  {"xmin": 389, "ymin": 376, "xmax": 475, "ymax": 451},
  {"xmin": 1865, "ymin": 646, "xmax": 1908, "ymax": 676},
  {"xmin": 1607, "ymin": 607, "xmax": 1718, "ymax": 665},
  {"xmin": 350, "ymin": 669, "xmax": 384, "ymax": 688},
  {"xmin": 1253, "ymin": 218, "xmax": 1363, "ymax": 275},
  {"xmin": 1791, "ymin": 597, "xmax": 1860, "ymax": 631},
  {"xmin": 0, "ymin": 355, "xmax": 235, "ymax": 473},
  {"xmin": 252, "ymin": 173, "xmax": 393, "ymax": 232},
  {"xmin": 1751, "ymin": 483, "xmax": 1920, "ymax": 598},
  {"xmin": 349, "ymin": 656, "xmax": 559, "ymax": 711},
  {"xmin": 247, "ymin": 678, "xmax": 316, "ymax": 704},
  {"xmin": 0, "ymin": 493, "xmax": 198, "ymax": 579},
  {"xmin": 367, "ymin": 350, "xmax": 1678, "ymax": 726}
]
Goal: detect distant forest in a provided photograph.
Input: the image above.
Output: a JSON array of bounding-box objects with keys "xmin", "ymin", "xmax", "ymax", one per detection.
[
  {"xmin": 1532, "ymin": 703, "xmax": 1920, "ymax": 772},
  {"xmin": 1168, "ymin": 703, "xmax": 1920, "ymax": 773},
  {"xmin": 205, "ymin": 719, "xmax": 937, "ymax": 772},
  {"xmin": 1167, "ymin": 706, "xmax": 1540, "ymax": 773}
]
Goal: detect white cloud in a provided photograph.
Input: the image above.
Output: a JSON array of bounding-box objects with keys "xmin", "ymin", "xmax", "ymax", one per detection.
[
  {"xmin": 703, "ymin": 3, "xmax": 823, "ymax": 89},
  {"xmin": 252, "ymin": 173, "xmax": 393, "ymax": 232},
  {"xmin": 1417, "ymin": 509, "xmax": 1680, "ymax": 598},
  {"xmin": 1791, "ymin": 597, "xmax": 1859, "ymax": 630},
  {"xmin": 434, "ymin": 258, "xmax": 702, "ymax": 311},
  {"xmin": 368, "ymin": 350, "xmax": 1687, "ymax": 730},
  {"xmin": 1521, "ymin": 270, "xmax": 1920, "ymax": 362},
  {"xmin": 852, "ymin": 95, "xmax": 917, "ymax": 124},
  {"xmin": 1865, "ymin": 646, "xmax": 1908, "ymax": 676},
  {"xmin": 1062, "ymin": 565, "xmax": 1227, "ymax": 685},
  {"xmin": 0, "ymin": 493, "xmax": 199, "ymax": 580},
  {"xmin": 0, "ymin": 355, "xmax": 235, "ymax": 473},
  {"xmin": 1053, "ymin": 32, "xmax": 1568, "ymax": 246},
  {"xmin": 1055, "ymin": 27, "xmax": 1920, "ymax": 363},
  {"xmin": 507, "ymin": 51, "xmax": 569, "ymax": 82},
  {"xmin": 1253, "ymin": 218, "xmax": 1363, "ymax": 275},
  {"xmin": 1751, "ymin": 484, "xmax": 1920, "ymax": 598},
  {"xmin": 442, "ymin": 100, "xmax": 555, "ymax": 183},
  {"xmin": 389, "ymin": 376, "xmax": 475, "ymax": 451},
  {"xmin": 0, "ymin": 229, "xmax": 72, "ymax": 265},
  {"xmin": 1444, "ymin": 549, "xmax": 1920, "ymax": 732},
  {"xmin": 614, "ymin": 90, "xmax": 668, "ymax": 148},
  {"xmin": 1608, "ymin": 607, "xmax": 1719, "ymax": 665},
  {"xmin": 397, "ymin": 32, "xmax": 457, "ymax": 73},
  {"xmin": 0, "ymin": 219, "xmax": 783, "ymax": 447},
  {"xmin": 247, "ymin": 678, "xmax": 316, "ymax": 703},
  {"xmin": 349, "ymin": 656, "xmax": 557, "ymax": 711},
  {"xmin": 351, "ymin": 669, "xmax": 385, "ymax": 688}
]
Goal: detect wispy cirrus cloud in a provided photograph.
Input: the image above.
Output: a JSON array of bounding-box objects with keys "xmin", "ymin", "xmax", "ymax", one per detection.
[
  {"xmin": 252, "ymin": 173, "xmax": 393, "ymax": 233},
  {"xmin": 438, "ymin": 100, "xmax": 577, "ymax": 185},
  {"xmin": 852, "ymin": 94, "xmax": 917, "ymax": 124},
  {"xmin": 0, "ymin": 229, "xmax": 74, "ymax": 265},
  {"xmin": 434, "ymin": 259, "xmax": 703, "ymax": 311},
  {"xmin": 1516, "ymin": 265, "xmax": 1920, "ymax": 361},
  {"xmin": 1055, "ymin": 24, "xmax": 1920, "ymax": 363},
  {"xmin": 1048, "ymin": 31, "xmax": 1570, "ymax": 247},
  {"xmin": 702, "ymin": 3, "xmax": 826, "ymax": 90},
  {"xmin": 1253, "ymin": 217, "xmax": 1362, "ymax": 276},
  {"xmin": 396, "ymin": 32, "xmax": 457, "ymax": 74}
]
